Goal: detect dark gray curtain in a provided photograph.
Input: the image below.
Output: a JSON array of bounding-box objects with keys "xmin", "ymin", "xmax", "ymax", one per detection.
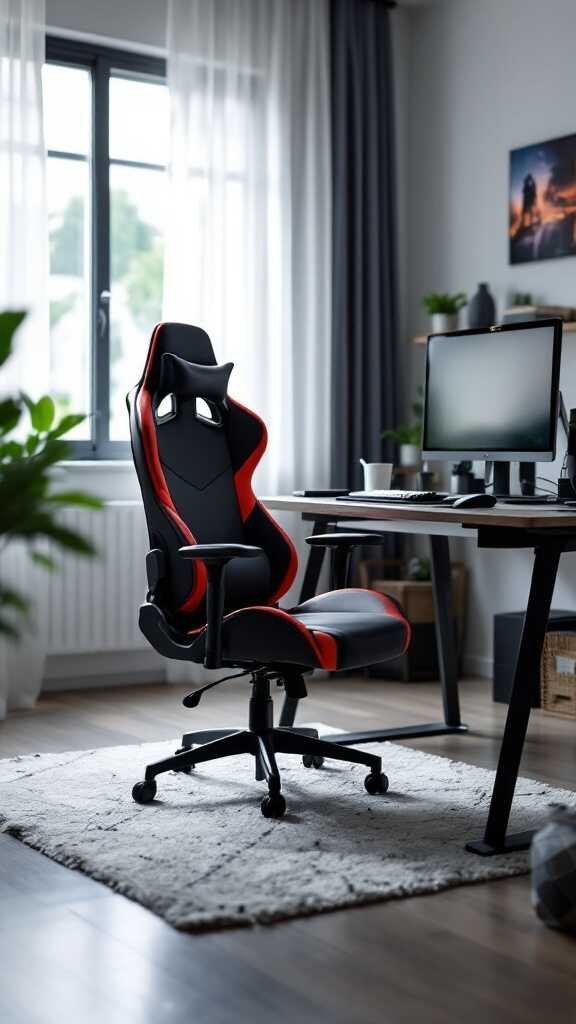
[{"xmin": 330, "ymin": 0, "xmax": 398, "ymax": 490}]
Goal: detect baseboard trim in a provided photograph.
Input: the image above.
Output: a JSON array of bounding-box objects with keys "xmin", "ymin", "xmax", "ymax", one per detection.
[
  {"xmin": 43, "ymin": 650, "xmax": 166, "ymax": 691},
  {"xmin": 463, "ymin": 653, "xmax": 493, "ymax": 680}
]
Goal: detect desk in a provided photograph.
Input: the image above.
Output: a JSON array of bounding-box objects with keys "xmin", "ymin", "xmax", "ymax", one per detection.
[{"xmin": 263, "ymin": 495, "xmax": 576, "ymax": 855}]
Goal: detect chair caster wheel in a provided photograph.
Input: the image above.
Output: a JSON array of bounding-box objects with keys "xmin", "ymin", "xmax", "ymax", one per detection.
[
  {"xmin": 132, "ymin": 780, "xmax": 157, "ymax": 804},
  {"xmin": 364, "ymin": 771, "xmax": 389, "ymax": 795},
  {"xmin": 261, "ymin": 793, "xmax": 286, "ymax": 818},
  {"xmin": 302, "ymin": 755, "xmax": 324, "ymax": 769},
  {"xmin": 173, "ymin": 747, "xmax": 194, "ymax": 773}
]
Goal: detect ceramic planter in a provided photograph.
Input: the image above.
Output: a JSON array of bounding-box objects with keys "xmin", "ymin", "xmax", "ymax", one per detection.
[
  {"xmin": 430, "ymin": 313, "xmax": 457, "ymax": 333},
  {"xmin": 0, "ymin": 544, "xmax": 47, "ymax": 721},
  {"xmin": 399, "ymin": 444, "xmax": 420, "ymax": 468}
]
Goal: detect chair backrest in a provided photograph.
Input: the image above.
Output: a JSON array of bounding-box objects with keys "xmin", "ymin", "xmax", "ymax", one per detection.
[{"xmin": 127, "ymin": 322, "xmax": 297, "ymax": 628}]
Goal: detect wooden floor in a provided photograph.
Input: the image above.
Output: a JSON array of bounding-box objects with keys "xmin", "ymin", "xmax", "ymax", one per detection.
[{"xmin": 1, "ymin": 675, "xmax": 575, "ymax": 1023}]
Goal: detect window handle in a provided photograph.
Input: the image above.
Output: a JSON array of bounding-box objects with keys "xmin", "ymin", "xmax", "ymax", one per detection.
[{"xmin": 98, "ymin": 290, "xmax": 111, "ymax": 337}]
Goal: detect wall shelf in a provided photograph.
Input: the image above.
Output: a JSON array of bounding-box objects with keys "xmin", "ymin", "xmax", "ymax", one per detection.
[{"xmin": 413, "ymin": 322, "xmax": 576, "ymax": 344}]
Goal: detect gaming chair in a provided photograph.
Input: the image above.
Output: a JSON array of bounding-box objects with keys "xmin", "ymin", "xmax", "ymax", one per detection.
[{"xmin": 127, "ymin": 322, "xmax": 411, "ymax": 818}]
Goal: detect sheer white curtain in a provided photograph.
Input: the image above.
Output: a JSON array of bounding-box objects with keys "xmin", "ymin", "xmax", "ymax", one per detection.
[
  {"xmin": 0, "ymin": 0, "xmax": 48, "ymax": 718},
  {"xmin": 0, "ymin": 0, "xmax": 48, "ymax": 395},
  {"xmin": 164, "ymin": 0, "xmax": 332, "ymax": 495}
]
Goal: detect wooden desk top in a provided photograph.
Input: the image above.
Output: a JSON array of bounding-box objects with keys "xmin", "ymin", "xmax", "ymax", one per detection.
[{"xmin": 262, "ymin": 495, "xmax": 576, "ymax": 531}]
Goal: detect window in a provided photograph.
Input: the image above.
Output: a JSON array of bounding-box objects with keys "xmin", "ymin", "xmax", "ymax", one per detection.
[{"xmin": 44, "ymin": 39, "xmax": 167, "ymax": 457}]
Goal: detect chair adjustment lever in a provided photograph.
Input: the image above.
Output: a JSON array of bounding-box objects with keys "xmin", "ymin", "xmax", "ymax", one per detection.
[
  {"xmin": 282, "ymin": 673, "xmax": 308, "ymax": 699},
  {"xmin": 183, "ymin": 669, "xmax": 251, "ymax": 708}
]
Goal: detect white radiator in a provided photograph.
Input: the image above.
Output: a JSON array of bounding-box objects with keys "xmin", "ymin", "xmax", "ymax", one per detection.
[{"xmin": 45, "ymin": 501, "xmax": 149, "ymax": 655}]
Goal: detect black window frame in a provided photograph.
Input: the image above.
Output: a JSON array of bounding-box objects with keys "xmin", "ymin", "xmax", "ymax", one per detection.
[{"xmin": 46, "ymin": 36, "xmax": 167, "ymax": 459}]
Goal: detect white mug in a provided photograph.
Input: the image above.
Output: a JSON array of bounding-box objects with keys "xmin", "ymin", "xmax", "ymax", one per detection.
[{"xmin": 360, "ymin": 460, "xmax": 393, "ymax": 491}]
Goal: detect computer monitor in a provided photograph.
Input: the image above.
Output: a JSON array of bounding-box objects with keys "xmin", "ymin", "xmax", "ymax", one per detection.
[{"xmin": 422, "ymin": 319, "xmax": 563, "ymax": 496}]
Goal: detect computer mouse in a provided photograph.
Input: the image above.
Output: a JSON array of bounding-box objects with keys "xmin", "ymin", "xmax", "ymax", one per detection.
[{"xmin": 450, "ymin": 493, "xmax": 497, "ymax": 509}]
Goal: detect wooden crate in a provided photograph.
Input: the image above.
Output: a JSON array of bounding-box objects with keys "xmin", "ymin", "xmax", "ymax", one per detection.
[{"xmin": 541, "ymin": 632, "xmax": 576, "ymax": 719}]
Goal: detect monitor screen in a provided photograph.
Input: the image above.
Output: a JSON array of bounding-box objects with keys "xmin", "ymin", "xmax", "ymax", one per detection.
[{"xmin": 422, "ymin": 321, "xmax": 562, "ymax": 460}]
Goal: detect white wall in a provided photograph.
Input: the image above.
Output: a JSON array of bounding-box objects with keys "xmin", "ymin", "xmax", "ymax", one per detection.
[
  {"xmin": 46, "ymin": 0, "xmax": 166, "ymax": 50},
  {"xmin": 403, "ymin": 0, "xmax": 576, "ymax": 675}
]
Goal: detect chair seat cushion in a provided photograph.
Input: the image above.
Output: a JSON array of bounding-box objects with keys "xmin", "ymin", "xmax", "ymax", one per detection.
[
  {"xmin": 291, "ymin": 589, "xmax": 411, "ymax": 670},
  {"xmin": 189, "ymin": 588, "xmax": 410, "ymax": 670}
]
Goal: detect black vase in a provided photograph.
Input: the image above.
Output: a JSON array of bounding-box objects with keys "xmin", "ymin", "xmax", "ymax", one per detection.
[{"xmin": 468, "ymin": 282, "xmax": 496, "ymax": 329}]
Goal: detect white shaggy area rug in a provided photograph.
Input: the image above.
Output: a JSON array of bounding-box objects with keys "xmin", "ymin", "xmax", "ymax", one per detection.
[{"xmin": 1, "ymin": 739, "xmax": 575, "ymax": 932}]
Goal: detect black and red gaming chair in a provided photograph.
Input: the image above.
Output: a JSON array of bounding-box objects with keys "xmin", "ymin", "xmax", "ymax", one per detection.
[{"xmin": 127, "ymin": 322, "xmax": 411, "ymax": 818}]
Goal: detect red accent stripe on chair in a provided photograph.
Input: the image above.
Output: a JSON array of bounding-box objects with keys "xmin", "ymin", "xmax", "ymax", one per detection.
[
  {"xmin": 138, "ymin": 388, "xmax": 173, "ymax": 507},
  {"xmin": 222, "ymin": 605, "xmax": 332, "ymax": 668},
  {"xmin": 269, "ymin": 539, "xmax": 298, "ymax": 604},
  {"xmin": 229, "ymin": 397, "xmax": 268, "ymax": 522},
  {"xmin": 311, "ymin": 631, "xmax": 339, "ymax": 670},
  {"xmin": 137, "ymin": 324, "xmax": 207, "ymax": 614},
  {"xmin": 228, "ymin": 397, "xmax": 298, "ymax": 603}
]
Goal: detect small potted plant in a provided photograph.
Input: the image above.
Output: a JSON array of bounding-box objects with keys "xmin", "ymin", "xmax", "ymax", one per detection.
[
  {"xmin": 510, "ymin": 291, "xmax": 533, "ymax": 308},
  {"xmin": 422, "ymin": 291, "xmax": 467, "ymax": 332},
  {"xmin": 382, "ymin": 387, "xmax": 423, "ymax": 467}
]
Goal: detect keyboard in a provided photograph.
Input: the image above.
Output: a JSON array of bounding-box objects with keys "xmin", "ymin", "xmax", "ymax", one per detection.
[{"xmin": 338, "ymin": 490, "xmax": 448, "ymax": 505}]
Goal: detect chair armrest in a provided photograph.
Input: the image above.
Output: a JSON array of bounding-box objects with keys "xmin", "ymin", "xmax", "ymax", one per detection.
[
  {"xmin": 305, "ymin": 532, "xmax": 384, "ymax": 548},
  {"xmin": 178, "ymin": 544, "xmax": 264, "ymax": 669},
  {"xmin": 305, "ymin": 533, "xmax": 385, "ymax": 589}
]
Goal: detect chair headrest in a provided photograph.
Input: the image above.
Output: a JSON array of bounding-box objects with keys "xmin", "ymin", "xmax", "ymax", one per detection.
[{"xmin": 159, "ymin": 352, "xmax": 234, "ymax": 402}]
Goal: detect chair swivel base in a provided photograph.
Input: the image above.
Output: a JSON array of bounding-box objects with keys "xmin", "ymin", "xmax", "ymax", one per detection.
[
  {"xmin": 132, "ymin": 726, "xmax": 389, "ymax": 818},
  {"xmin": 179, "ymin": 723, "xmax": 319, "ymax": 749},
  {"xmin": 178, "ymin": 726, "xmax": 340, "ymax": 779}
]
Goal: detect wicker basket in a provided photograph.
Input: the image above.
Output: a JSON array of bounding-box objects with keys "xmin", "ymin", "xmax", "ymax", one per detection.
[{"xmin": 541, "ymin": 632, "xmax": 576, "ymax": 719}]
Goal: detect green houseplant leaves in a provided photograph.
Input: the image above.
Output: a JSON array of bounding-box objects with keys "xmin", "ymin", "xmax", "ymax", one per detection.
[
  {"xmin": 381, "ymin": 386, "xmax": 424, "ymax": 447},
  {"xmin": 422, "ymin": 292, "xmax": 467, "ymax": 316},
  {"xmin": 0, "ymin": 311, "xmax": 102, "ymax": 638},
  {"xmin": 0, "ymin": 312, "xmax": 26, "ymax": 368}
]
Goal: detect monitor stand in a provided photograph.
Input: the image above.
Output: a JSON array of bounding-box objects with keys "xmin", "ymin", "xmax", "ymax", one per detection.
[
  {"xmin": 492, "ymin": 461, "xmax": 511, "ymax": 499},
  {"xmin": 492, "ymin": 461, "xmax": 557, "ymax": 504},
  {"xmin": 488, "ymin": 397, "xmax": 566, "ymax": 504}
]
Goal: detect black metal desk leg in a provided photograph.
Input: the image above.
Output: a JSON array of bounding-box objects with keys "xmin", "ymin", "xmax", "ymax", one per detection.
[
  {"xmin": 430, "ymin": 535, "xmax": 462, "ymax": 729},
  {"xmin": 466, "ymin": 542, "xmax": 562, "ymax": 856}
]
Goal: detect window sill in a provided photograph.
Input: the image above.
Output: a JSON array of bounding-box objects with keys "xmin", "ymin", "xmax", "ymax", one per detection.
[
  {"xmin": 60, "ymin": 460, "xmax": 134, "ymax": 470},
  {"xmin": 58, "ymin": 460, "xmax": 138, "ymax": 501}
]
